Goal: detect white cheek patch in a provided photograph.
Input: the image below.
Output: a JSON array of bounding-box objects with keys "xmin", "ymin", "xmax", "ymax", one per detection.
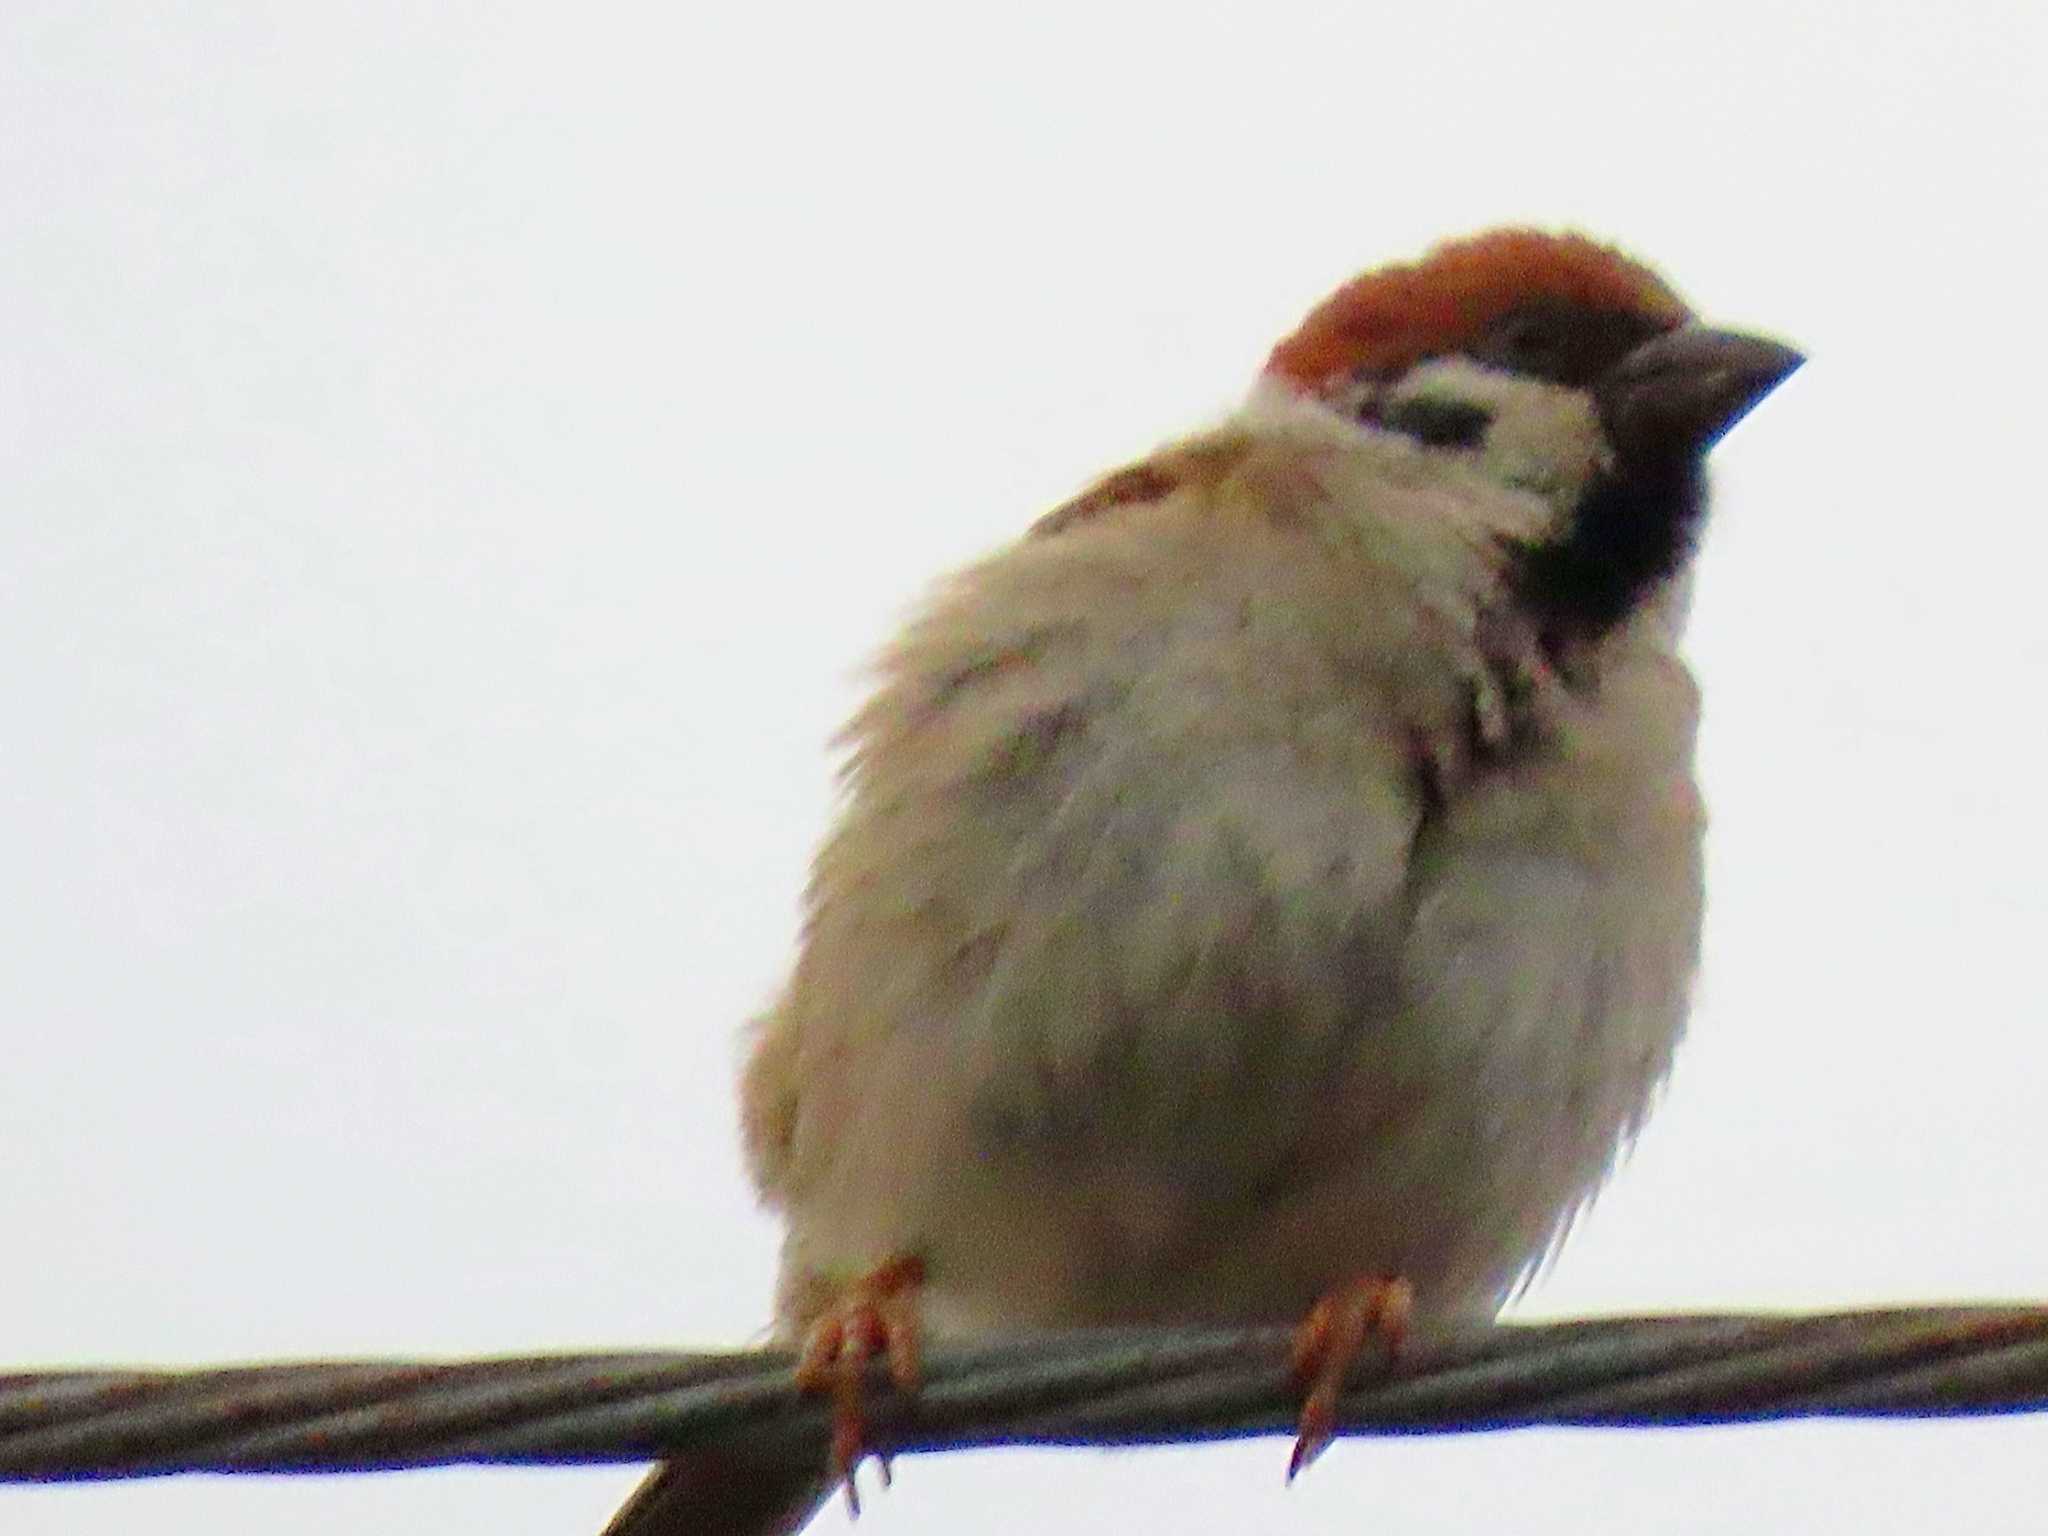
[{"xmin": 1389, "ymin": 358, "xmax": 1612, "ymax": 508}]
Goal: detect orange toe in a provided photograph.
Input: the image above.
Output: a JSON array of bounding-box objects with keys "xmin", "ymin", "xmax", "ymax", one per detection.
[
  {"xmin": 794, "ymin": 1254, "xmax": 927, "ymax": 1516},
  {"xmin": 1287, "ymin": 1275, "xmax": 1413, "ymax": 1480}
]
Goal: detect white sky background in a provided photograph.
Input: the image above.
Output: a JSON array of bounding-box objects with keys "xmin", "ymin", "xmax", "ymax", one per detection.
[{"xmin": 4, "ymin": 2, "xmax": 2045, "ymax": 1531}]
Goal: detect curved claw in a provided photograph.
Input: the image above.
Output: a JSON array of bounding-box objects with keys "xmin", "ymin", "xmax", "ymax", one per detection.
[
  {"xmin": 1287, "ymin": 1275, "xmax": 1414, "ymax": 1480},
  {"xmin": 794, "ymin": 1254, "xmax": 927, "ymax": 1517}
]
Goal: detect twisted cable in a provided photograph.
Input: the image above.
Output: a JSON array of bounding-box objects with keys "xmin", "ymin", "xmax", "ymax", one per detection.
[{"xmin": 4, "ymin": 1306, "xmax": 2044, "ymax": 1484}]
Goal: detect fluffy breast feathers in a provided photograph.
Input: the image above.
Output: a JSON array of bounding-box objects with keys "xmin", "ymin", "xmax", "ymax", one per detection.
[{"xmin": 741, "ymin": 390, "xmax": 1702, "ymax": 1330}]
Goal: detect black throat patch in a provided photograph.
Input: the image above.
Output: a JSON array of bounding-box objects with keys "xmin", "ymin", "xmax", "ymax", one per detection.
[{"xmin": 1511, "ymin": 454, "xmax": 1708, "ymax": 635}]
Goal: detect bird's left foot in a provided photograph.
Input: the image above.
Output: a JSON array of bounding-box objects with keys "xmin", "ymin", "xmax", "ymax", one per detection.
[
  {"xmin": 1287, "ymin": 1274, "xmax": 1414, "ymax": 1480},
  {"xmin": 795, "ymin": 1253, "xmax": 927, "ymax": 1516}
]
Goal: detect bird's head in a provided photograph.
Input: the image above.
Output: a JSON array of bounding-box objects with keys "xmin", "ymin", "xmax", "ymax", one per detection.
[{"xmin": 1264, "ymin": 228, "xmax": 1803, "ymax": 634}]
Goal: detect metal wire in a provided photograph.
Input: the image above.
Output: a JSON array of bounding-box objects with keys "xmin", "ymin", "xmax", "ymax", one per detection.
[{"xmin": 4, "ymin": 1306, "xmax": 2045, "ymax": 1485}]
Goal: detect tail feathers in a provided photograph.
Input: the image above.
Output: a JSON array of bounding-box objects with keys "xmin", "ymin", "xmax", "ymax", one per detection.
[{"xmin": 599, "ymin": 1453, "xmax": 833, "ymax": 1536}]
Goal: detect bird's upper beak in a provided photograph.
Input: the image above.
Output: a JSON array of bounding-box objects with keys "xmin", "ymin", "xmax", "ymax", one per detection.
[{"xmin": 1597, "ymin": 325, "xmax": 1805, "ymax": 460}]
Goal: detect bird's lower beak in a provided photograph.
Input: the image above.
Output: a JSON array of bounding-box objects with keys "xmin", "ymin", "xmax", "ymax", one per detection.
[{"xmin": 1597, "ymin": 325, "xmax": 1805, "ymax": 460}]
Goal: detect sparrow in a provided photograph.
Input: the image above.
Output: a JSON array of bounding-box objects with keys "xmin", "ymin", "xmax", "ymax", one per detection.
[{"xmin": 602, "ymin": 227, "xmax": 1801, "ymax": 1535}]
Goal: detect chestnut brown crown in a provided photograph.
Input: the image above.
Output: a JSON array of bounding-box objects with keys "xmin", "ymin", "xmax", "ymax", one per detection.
[{"xmin": 1264, "ymin": 228, "xmax": 1692, "ymax": 391}]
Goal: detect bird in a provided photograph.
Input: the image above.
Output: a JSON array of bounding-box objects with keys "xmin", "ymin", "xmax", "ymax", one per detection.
[{"xmin": 600, "ymin": 227, "xmax": 1802, "ymax": 1535}]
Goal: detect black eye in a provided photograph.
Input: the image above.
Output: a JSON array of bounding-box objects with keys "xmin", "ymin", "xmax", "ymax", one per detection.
[
  {"xmin": 1381, "ymin": 396, "xmax": 1492, "ymax": 449},
  {"xmin": 1472, "ymin": 301, "xmax": 1671, "ymax": 385},
  {"xmin": 1495, "ymin": 314, "xmax": 1565, "ymax": 370}
]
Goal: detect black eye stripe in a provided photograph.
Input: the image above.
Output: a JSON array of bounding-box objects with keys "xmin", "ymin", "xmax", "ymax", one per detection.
[
  {"xmin": 1380, "ymin": 396, "xmax": 1492, "ymax": 449},
  {"xmin": 1468, "ymin": 300, "xmax": 1670, "ymax": 386}
]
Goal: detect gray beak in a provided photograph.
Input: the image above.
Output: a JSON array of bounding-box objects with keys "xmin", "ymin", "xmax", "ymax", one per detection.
[{"xmin": 1597, "ymin": 325, "xmax": 1805, "ymax": 459}]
